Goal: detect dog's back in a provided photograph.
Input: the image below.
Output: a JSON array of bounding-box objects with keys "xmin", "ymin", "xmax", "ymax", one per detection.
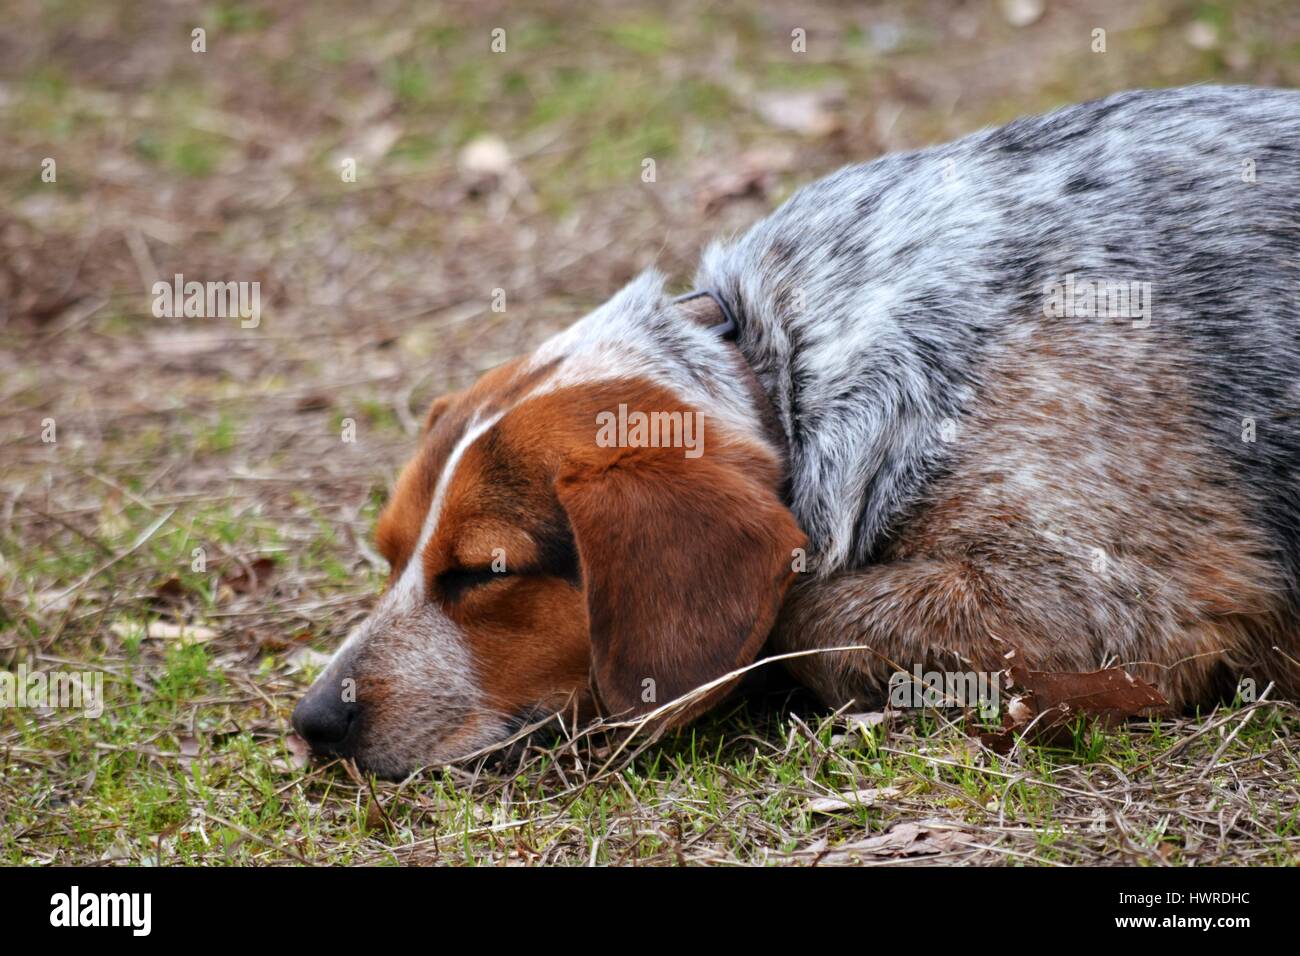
[{"xmin": 699, "ymin": 86, "xmax": 1300, "ymax": 706}]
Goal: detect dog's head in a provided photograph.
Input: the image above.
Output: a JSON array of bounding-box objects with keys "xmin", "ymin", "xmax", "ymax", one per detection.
[{"xmin": 292, "ymin": 274, "xmax": 805, "ymax": 776}]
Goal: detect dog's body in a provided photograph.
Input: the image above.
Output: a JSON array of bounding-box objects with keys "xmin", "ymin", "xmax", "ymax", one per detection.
[
  {"xmin": 295, "ymin": 86, "xmax": 1300, "ymax": 776},
  {"xmin": 702, "ymin": 84, "xmax": 1300, "ymax": 708}
]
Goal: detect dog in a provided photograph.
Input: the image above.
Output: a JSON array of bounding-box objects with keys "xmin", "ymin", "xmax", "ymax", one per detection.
[{"xmin": 293, "ymin": 85, "xmax": 1300, "ymax": 777}]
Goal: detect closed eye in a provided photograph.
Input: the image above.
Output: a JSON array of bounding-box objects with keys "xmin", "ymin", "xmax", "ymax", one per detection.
[{"xmin": 436, "ymin": 566, "xmax": 512, "ymax": 602}]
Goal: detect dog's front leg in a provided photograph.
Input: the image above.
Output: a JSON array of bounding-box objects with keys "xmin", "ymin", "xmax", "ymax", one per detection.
[{"xmin": 769, "ymin": 559, "xmax": 1108, "ymax": 711}]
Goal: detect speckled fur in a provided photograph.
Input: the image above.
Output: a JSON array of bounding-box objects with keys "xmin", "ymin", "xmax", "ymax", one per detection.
[
  {"xmin": 686, "ymin": 85, "xmax": 1300, "ymax": 707},
  {"xmin": 301, "ymin": 86, "xmax": 1300, "ymax": 773}
]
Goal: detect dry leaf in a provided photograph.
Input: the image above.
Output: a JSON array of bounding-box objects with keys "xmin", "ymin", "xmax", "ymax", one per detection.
[
  {"xmin": 271, "ymin": 734, "xmax": 314, "ymax": 774},
  {"xmin": 833, "ymin": 822, "xmax": 958, "ymax": 859},
  {"xmin": 843, "ymin": 711, "xmax": 887, "ymax": 731},
  {"xmin": 176, "ymin": 735, "xmax": 201, "ymax": 768},
  {"xmin": 286, "ymin": 647, "xmax": 332, "ymax": 674},
  {"xmin": 1009, "ymin": 664, "xmax": 1168, "ymax": 722},
  {"xmin": 978, "ymin": 659, "xmax": 1169, "ymax": 753},
  {"xmin": 110, "ymin": 620, "xmax": 218, "ymax": 644},
  {"xmin": 831, "ymin": 711, "xmax": 887, "ymax": 747},
  {"xmin": 694, "ymin": 145, "xmax": 795, "ymax": 213},
  {"xmin": 752, "ymin": 89, "xmax": 843, "ymax": 137},
  {"xmin": 999, "ymin": 0, "xmax": 1044, "ymax": 28},
  {"xmin": 801, "ymin": 836, "xmax": 829, "ymax": 857},
  {"xmin": 100, "ymin": 839, "xmax": 133, "ymax": 862},
  {"xmin": 806, "ymin": 786, "xmax": 900, "ymax": 814},
  {"xmin": 363, "ymin": 798, "xmax": 398, "ymax": 835},
  {"xmin": 149, "ymin": 575, "xmax": 194, "ymax": 610},
  {"xmin": 284, "ymin": 733, "xmax": 312, "ymax": 770},
  {"xmin": 294, "ymin": 392, "xmax": 334, "ymax": 412},
  {"xmin": 222, "ymin": 557, "xmax": 277, "ymax": 594}
]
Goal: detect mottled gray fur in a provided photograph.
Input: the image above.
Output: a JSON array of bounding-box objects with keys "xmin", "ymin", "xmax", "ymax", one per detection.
[
  {"xmin": 699, "ymin": 85, "xmax": 1300, "ymax": 576},
  {"xmin": 679, "ymin": 85, "xmax": 1300, "ymax": 705},
  {"xmin": 301, "ymin": 87, "xmax": 1300, "ymax": 773}
]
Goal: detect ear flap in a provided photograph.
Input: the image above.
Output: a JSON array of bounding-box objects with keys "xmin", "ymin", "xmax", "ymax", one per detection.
[
  {"xmin": 422, "ymin": 392, "xmax": 458, "ymax": 434},
  {"xmin": 555, "ymin": 437, "xmax": 805, "ymax": 725}
]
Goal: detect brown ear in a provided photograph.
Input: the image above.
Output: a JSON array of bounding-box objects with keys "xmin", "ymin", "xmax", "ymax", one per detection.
[
  {"xmin": 555, "ymin": 433, "xmax": 805, "ymax": 725},
  {"xmin": 422, "ymin": 392, "xmax": 458, "ymax": 434}
]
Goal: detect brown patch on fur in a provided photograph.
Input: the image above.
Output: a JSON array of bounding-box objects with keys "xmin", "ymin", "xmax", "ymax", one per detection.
[
  {"xmin": 374, "ymin": 456, "xmax": 436, "ymax": 579},
  {"xmin": 552, "ymin": 382, "xmax": 805, "ymax": 723},
  {"xmin": 355, "ymin": 674, "xmax": 395, "ymax": 712},
  {"xmin": 464, "ymin": 577, "xmax": 592, "ymax": 718},
  {"xmin": 375, "ymin": 356, "xmax": 553, "ymax": 579},
  {"xmin": 773, "ymin": 324, "xmax": 1293, "ymax": 710},
  {"xmin": 391, "ymin": 370, "xmax": 803, "ymax": 726},
  {"xmin": 422, "ymin": 392, "xmax": 459, "ymax": 435},
  {"xmin": 676, "ymin": 293, "xmax": 729, "ymax": 331}
]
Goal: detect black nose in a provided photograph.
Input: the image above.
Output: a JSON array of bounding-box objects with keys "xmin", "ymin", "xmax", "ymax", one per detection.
[{"xmin": 292, "ymin": 683, "xmax": 360, "ymax": 754}]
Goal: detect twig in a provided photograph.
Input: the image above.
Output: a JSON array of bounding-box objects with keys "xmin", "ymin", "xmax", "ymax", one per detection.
[
  {"xmin": 1199, "ymin": 683, "xmax": 1274, "ymax": 780},
  {"xmin": 37, "ymin": 508, "xmax": 176, "ymax": 612}
]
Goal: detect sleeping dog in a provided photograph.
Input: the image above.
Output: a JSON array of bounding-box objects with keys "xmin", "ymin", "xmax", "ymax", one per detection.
[{"xmin": 294, "ymin": 85, "xmax": 1300, "ymax": 777}]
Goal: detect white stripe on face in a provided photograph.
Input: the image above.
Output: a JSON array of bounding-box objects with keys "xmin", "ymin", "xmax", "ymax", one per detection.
[
  {"xmin": 389, "ymin": 411, "xmax": 505, "ymax": 611},
  {"xmin": 324, "ymin": 411, "xmax": 505, "ymax": 671}
]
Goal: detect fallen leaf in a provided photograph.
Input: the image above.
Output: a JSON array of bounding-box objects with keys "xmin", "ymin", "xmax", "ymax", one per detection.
[
  {"xmin": 694, "ymin": 145, "xmax": 795, "ymax": 213},
  {"xmin": 999, "ymin": 0, "xmax": 1044, "ymax": 28},
  {"xmin": 100, "ymin": 839, "xmax": 133, "ymax": 862},
  {"xmin": 830, "ymin": 710, "xmax": 889, "ymax": 746},
  {"xmin": 977, "ymin": 658, "xmax": 1169, "ymax": 752},
  {"xmin": 801, "ymin": 837, "xmax": 829, "ymax": 857},
  {"xmin": 258, "ymin": 628, "xmax": 314, "ymax": 654},
  {"xmin": 696, "ymin": 165, "xmax": 767, "ymax": 213},
  {"xmin": 294, "ymin": 392, "xmax": 334, "ymax": 412},
  {"xmin": 222, "ymin": 557, "xmax": 277, "ymax": 594},
  {"xmin": 284, "ymin": 734, "xmax": 312, "ymax": 770},
  {"xmin": 286, "ymin": 647, "xmax": 333, "ymax": 674},
  {"xmin": 843, "ymin": 711, "xmax": 887, "ymax": 731},
  {"xmin": 833, "ymin": 822, "xmax": 959, "ymax": 859},
  {"xmin": 149, "ymin": 575, "xmax": 192, "ymax": 610},
  {"xmin": 364, "ymin": 798, "xmax": 398, "ymax": 835},
  {"xmin": 176, "ymin": 735, "xmax": 201, "ymax": 768},
  {"xmin": 752, "ymin": 89, "xmax": 843, "ymax": 137},
  {"xmin": 1008, "ymin": 663, "xmax": 1169, "ymax": 723},
  {"xmin": 806, "ymin": 786, "xmax": 900, "ymax": 814},
  {"xmin": 110, "ymin": 620, "xmax": 218, "ymax": 644}
]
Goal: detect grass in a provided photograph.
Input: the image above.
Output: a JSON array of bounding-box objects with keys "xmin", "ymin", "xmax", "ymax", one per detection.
[
  {"xmin": 5, "ymin": 633, "xmax": 1299, "ymax": 864},
  {"xmin": 3, "ymin": 0, "xmax": 1300, "ymax": 865}
]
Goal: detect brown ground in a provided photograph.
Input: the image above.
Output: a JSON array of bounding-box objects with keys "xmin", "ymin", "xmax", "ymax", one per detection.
[{"xmin": 2, "ymin": 0, "xmax": 1298, "ymax": 865}]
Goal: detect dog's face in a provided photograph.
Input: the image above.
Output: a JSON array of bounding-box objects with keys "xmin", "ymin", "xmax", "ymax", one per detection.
[{"xmin": 292, "ymin": 276, "xmax": 806, "ymax": 777}]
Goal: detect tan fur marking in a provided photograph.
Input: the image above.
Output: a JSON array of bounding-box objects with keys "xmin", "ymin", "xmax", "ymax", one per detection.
[{"xmin": 773, "ymin": 322, "xmax": 1293, "ymax": 709}]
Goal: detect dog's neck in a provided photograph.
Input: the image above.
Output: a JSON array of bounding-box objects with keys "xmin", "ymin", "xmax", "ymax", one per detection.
[
  {"xmin": 526, "ymin": 271, "xmax": 778, "ymax": 460},
  {"xmin": 693, "ymin": 189, "xmax": 982, "ymax": 575},
  {"xmin": 674, "ymin": 288, "xmax": 790, "ymax": 479}
]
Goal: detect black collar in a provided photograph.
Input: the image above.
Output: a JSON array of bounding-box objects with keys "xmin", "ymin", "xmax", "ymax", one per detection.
[
  {"xmin": 674, "ymin": 287, "xmax": 787, "ymax": 473},
  {"xmin": 673, "ymin": 289, "xmax": 738, "ymax": 340}
]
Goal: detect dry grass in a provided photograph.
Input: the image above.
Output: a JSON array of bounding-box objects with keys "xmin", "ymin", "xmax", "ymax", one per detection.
[{"xmin": 3, "ymin": 0, "xmax": 1299, "ymax": 865}]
